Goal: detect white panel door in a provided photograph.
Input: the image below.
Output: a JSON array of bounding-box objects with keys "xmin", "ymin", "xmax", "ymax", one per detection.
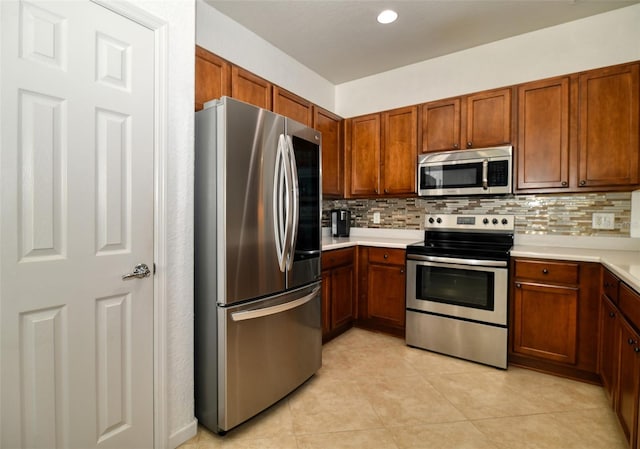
[{"xmin": 1, "ymin": 1, "xmax": 155, "ymax": 448}]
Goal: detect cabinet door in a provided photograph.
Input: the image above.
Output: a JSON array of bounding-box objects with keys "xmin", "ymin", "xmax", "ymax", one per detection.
[
  {"xmin": 382, "ymin": 106, "xmax": 417, "ymax": 195},
  {"xmin": 331, "ymin": 264, "xmax": 355, "ymax": 329},
  {"xmin": 367, "ymin": 263, "xmax": 406, "ymax": 327},
  {"xmin": 599, "ymin": 296, "xmax": 620, "ymax": 406},
  {"xmin": 273, "ymin": 86, "xmax": 313, "ymax": 126},
  {"xmin": 314, "ymin": 107, "xmax": 343, "ymax": 198},
  {"xmin": 578, "ymin": 63, "xmax": 639, "ymax": 188},
  {"xmin": 231, "ymin": 65, "xmax": 272, "ymax": 110},
  {"xmin": 513, "ymin": 282, "xmax": 578, "ymax": 364},
  {"xmin": 516, "ymin": 77, "xmax": 570, "ymax": 191},
  {"xmin": 348, "ymin": 114, "xmax": 381, "ymax": 196},
  {"xmin": 616, "ymin": 317, "xmax": 640, "ymax": 446},
  {"xmin": 420, "ymin": 98, "xmax": 461, "ymax": 153},
  {"xmin": 195, "ymin": 46, "xmax": 230, "ymax": 111},
  {"xmin": 465, "ymin": 88, "xmax": 512, "ymax": 149}
]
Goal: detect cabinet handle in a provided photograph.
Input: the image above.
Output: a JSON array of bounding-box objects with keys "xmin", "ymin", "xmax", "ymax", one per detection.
[
  {"xmin": 516, "ymin": 283, "xmax": 522, "ymax": 288},
  {"xmin": 383, "ymin": 254, "xmax": 388, "ymax": 259},
  {"xmin": 561, "ymin": 181, "xmax": 568, "ymax": 187},
  {"xmin": 400, "ymin": 269, "xmax": 404, "ymax": 274},
  {"xmin": 384, "ymin": 188, "xmax": 389, "ymax": 194},
  {"xmin": 635, "ymin": 347, "xmax": 640, "ymax": 353},
  {"xmin": 467, "ymin": 141, "xmax": 472, "ymax": 148},
  {"xmin": 453, "ymin": 143, "xmax": 459, "ymax": 149},
  {"xmin": 609, "ymin": 311, "xmax": 615, "ymax": 318},
  {"xmin": 542, "ymin": 268, "xmax": 549, "ymax": 274},
  {"xmin": 579, "ymin": 180, "xmax": 586, "ymax": 186},
  {"xmin": 628, "ymin": 338, "xmax": 637, "ymax": 345}
]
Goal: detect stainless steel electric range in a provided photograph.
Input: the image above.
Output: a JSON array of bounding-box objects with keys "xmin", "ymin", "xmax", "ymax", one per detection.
[{"xmin": 405, "ymin": 214, "xmax": 514, "ymax": 369}]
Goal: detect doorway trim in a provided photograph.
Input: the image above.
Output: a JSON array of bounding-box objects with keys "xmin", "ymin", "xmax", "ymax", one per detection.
[{"xmin": 90, "ymin": 1, "xmax": 169, "ymax": 447}]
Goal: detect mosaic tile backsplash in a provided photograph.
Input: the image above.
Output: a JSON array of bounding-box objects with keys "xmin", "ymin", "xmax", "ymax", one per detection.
[{"xmin": 322, "ymin": 192, "xmax": 633, "ymax": 237}]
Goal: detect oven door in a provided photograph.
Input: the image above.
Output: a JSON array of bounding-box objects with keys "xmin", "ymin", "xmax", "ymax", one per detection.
[{"xmin": 406, "ymin": 256, "xmax": 508, "ymax": 326}]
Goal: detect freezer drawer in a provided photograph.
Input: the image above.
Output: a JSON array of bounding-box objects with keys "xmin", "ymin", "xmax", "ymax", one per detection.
[{"xmin": 218, "ymin": 282, "xmax": 322, "ymax": 431}]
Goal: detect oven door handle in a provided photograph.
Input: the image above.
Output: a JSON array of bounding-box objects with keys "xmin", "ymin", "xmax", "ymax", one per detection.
[{"xmin": 407, "ymin": 254, "xmax": 507, "ymax": 267}]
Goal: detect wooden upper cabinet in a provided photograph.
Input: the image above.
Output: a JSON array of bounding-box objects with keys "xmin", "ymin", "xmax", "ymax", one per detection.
[
  {"xmin": 195, "ymin": 46, "xmax": 231, "ymax": 111},
  {"xmin": 465, "ymin": 87, "xmax": 512, "ymax": 149},
  {"xmin": 347, "ymin": 114, "xmax": 381, "ymax": 196},
  {"xmin": 420, "ymin": 98, "xmax": 461, "ymax": 153},
  {"xmin": 578, "ymin": 62, "xmax": 640, "ymax": 188},
  {"xmin": 273, "ymin": 86, "xmax": 313, "ymax": 126},
  {"xmin": 314, "ymin": 107, "xmax": 344, "ymax": 198},
  {"xmin": 382, "ymin": 106, "xmax": 418, "ymax": 195},
  {"xmin": 231, "ymin": 65, "xmax": 272, "ymax": 110},
  {"xmin": 516, "ymin": 76, "xmax": 570, "ymax": 191}
]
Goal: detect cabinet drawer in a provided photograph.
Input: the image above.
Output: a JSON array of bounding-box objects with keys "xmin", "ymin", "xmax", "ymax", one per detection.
[
  {"xmin": 322, "ymin": 247, "xmax": 355, "ymax": 270},
  {"xmin": 619, "ymin": 283, "xmax": 640, "ymax": 330},
  {"xmin": 368, "ymin": 247, "xmax": 405, "ymax": 265},
  {"xmin": 514, "ymin": 259, "xmax": 579, "ymax": 284},
  {"xmin": 602, "ymin": 269, "xmax": 620, "ymax": 304}
]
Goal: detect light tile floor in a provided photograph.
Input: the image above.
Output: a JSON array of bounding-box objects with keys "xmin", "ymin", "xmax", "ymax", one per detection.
[{"xmin": 180, "ymin": 327, "xmax": 627, "ymax": 449}]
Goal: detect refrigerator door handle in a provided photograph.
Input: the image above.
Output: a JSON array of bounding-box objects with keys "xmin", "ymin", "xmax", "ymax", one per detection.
[
  {"xmin": 273, "ymin": 134, "xmax": 290, "ymax": 272},
  {"xmin": 230, "ymin": 286, "xmax": 320, "ymax": 321},
  {"xmin": 285, "ymin": 135, "xmax": 299, "ymax": 271}
]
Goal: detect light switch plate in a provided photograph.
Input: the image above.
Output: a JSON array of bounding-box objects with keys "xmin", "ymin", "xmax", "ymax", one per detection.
[{"xmin": 592, "ymin": 212, "xmax": 615, "ymax": 230}]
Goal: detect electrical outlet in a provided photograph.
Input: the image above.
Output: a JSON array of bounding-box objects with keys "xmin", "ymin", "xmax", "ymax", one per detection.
[
  {"xmin": 373, "ymin": 212, "xmax": 381, "ymax": 224},
  {"xmin": 592, "ymin": 212, "xmax": 615, "ymax": 230}
]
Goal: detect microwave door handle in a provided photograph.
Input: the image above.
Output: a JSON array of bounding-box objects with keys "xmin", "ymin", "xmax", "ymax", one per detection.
[{"xmin": 482, "ymin": 159, "xmax": 489, "ymax": 190}]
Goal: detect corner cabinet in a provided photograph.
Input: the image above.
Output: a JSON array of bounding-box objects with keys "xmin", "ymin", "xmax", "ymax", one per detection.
[
  {"xmin": 357, "ymin": 247, "xmax": 406, "ymax": 337},
  {"xmin": 420, "ymin": 87, "xmax": 513, "ymax": 153},
  {"xmin": 346, "ymin": 106, "xmax": 417, "ymax": 198},
  {"xmin": 515, "ymin": 61, "xmax": 640, "ymax": 194},
  {"xmin": 321, "ymin": 248, "xmax": 356, "ymax": 342},
  {"xmin": 598, "ymin": 270, "xmax": 640, "ymax": 449},
  {"xmin": 509, "ymin": 258, "xmax": 600, "ymax": 382}
]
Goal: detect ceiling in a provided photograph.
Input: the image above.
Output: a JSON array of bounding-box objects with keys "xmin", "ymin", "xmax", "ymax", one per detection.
[{"xmin": 203, "ymin": 0, "xmax": 639, "ymax": 84}]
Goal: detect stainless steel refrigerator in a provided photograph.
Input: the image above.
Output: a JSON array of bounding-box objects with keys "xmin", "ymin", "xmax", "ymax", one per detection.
[{"xmin": 194, "ymin": 97, "xmax": 322, "ymax": 434}]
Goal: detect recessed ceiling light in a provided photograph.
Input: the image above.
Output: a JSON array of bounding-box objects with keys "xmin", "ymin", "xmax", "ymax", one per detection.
[{"xmin": 377, "ymin": 9, "xmax": 398, "ymax": 24}]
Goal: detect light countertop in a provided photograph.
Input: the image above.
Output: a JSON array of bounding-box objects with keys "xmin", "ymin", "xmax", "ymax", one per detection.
[{"xmin": 322, "ymin": 228, "xmax": 640, "ymax": 292}]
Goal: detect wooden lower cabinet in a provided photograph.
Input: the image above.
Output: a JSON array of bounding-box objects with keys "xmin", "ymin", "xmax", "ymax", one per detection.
[
  {"xmin": 509, "ymin": 258, "xmax": 600, "ymax": 382},
  {"xmin": 321, "ymin": 247, "xmax": 356, "ymax": 342},
  {"xmin": 357, "ymin": 247, "xmax": 406, "ymax": 336},
  {"xmin": 599, "ymin": 295, "xmax": 620, "ymax": 406},
  {"xmin": 617, "ymin": 317, "xmax": 640, "ymax": 447}
]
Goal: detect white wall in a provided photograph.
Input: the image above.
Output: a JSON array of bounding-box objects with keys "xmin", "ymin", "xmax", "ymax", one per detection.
[
  {"xmin": 135, "ymin": 1, "xmax": 196, "ymax": 448},
  {"xmin": 195, "ymin": 0, "xmax": 335, "ymax": 111},
  {"xmin": 336, "ymin": 3, "xmax": 640, "ymax": 117}
]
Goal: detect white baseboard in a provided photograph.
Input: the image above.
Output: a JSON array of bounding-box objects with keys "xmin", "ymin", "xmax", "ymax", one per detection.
[{"xmin": 168, "ymin": 418, "xmax": 198, "ymax": 449}]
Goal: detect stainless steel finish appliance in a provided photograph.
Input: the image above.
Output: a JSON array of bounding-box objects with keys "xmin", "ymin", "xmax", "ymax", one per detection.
[
  {"xmin": 417, "ymin": 146, "xmax": 512, "ymax": 196},
  {"xmin": 194, "ymin": 97, "xmax": 322, "ymax": 433},
  {"xmin": 330, "ymin": 209, "xmax": 350, "ymax": 237},
  {"xmin": 405, "ymin": 214, "xmax": 514, "ymax": 369}
]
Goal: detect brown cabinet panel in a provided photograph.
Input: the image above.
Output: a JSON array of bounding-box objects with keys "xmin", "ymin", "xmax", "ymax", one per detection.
[
  {"xmin": 420, "ymin": 98, "xmax": 461, "ymax": 153},
  {"xmin": 514, "ymin": 259, "xmax": 579, "ymax": 285},
  {"xmin": 516, "ymin": 77, "xmax": 570, "ymax": 190},
  {"xmin": 603, "ymin": 269, "xmax": 621, "ymax": 304},
  {"xmin": 314, "ymin": 107, "xmax": 344, "ymax": 198},
  {"xmin": 382, "ymin": 106, "xmax": 418, "ymax": 195},
  {"xmin": 367, "ymin": 264, "xmax": 406, "ymax": 327},
  {"xmin": 620, "ymin": 282, "xmax": 640, "ymax": 330},
  {"xmin": 616, "ymin": 317, "xmax": 640, "ymax": 446},
  {"xmin": 273, "ymin": 86, "xmax": 313, "ymax": 126},
  {"xmin": 599, "ymin": 295, "xmax": 619, "ymax": 406},
  {"xmin": 331, "ymin": 264, "xmax": 355, "ymax": 329},
  {"xmin": 578, "ymin": 63, "xmax": 640, "ymax": 188},
  {"xmin": 368, "ymin": 247, "xmax": 405, "ymax": 265},
  {"xmin": 195, "ymin": 46, "xmax": 231, "ymax": 111},
  {"xmin": 465, "ymin": 88, "xmax": 512, "ymax": 149},
  {"xmin": 513, "ymin": 282, "xmax": 578, "ymax": 364},
  {"xmin": 348, "ymin": 114, "xmax": 381, "ymax": 196},
  {"xmin": 321, "ymin": 248, "xmax": 356, "ymax": 342},
  {"xmin": 231, "ymin": 65, "xmax": 272, "ymax": 110}
]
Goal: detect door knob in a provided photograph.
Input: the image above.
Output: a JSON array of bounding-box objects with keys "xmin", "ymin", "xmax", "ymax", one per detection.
[{"xmin": 122, "ymin": 263, "xmax": 151, "ymax": 280}]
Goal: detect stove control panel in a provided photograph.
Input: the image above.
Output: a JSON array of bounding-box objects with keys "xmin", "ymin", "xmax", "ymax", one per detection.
[{"xmin": 425, "ymin": 214, "xmax": 515, "ymax": 231}]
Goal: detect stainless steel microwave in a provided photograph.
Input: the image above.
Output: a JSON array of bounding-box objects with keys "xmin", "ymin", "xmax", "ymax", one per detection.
[{"xmin": 417, "ymin": 146, "xmax": 512, "ymax": 196}]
